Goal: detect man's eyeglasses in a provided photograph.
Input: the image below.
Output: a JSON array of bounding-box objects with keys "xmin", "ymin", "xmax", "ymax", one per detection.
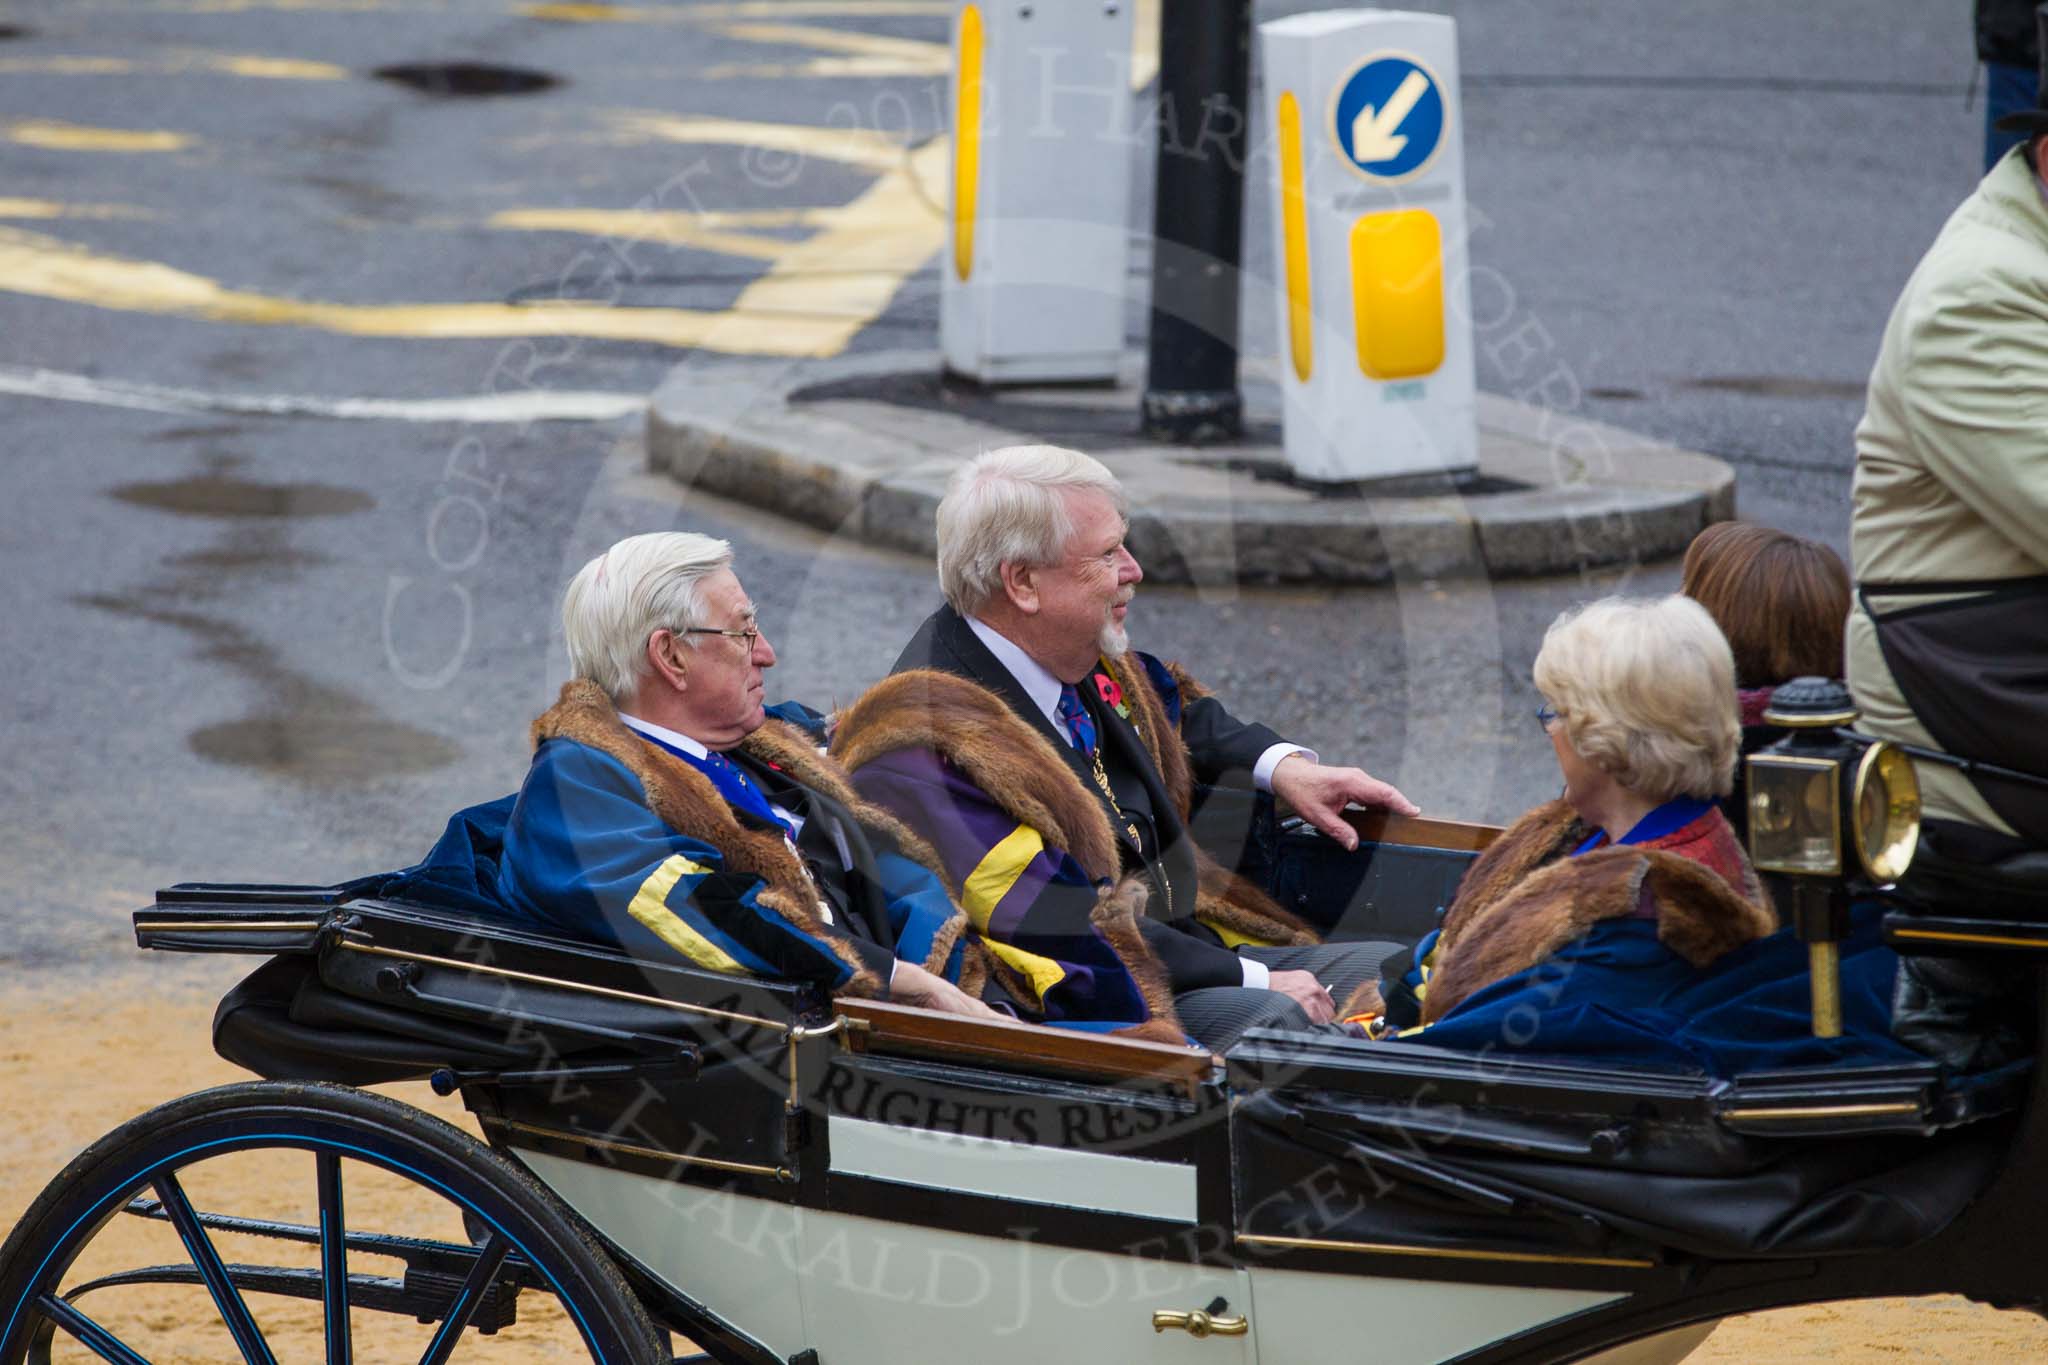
[
  {"xmin": 1534, "ymin": 701, "xmax": 1559, "ymax": 731},
  {"xmin": 678, "ymin": 622, "xmax": 761, "ymax": 650}
]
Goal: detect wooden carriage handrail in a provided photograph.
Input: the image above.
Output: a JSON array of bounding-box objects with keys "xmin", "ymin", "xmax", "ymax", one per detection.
[
  {"xmin": 1342, "ymin": 808, "xmax": 1502, "ymax": 854},
  {"xmin": 833, "ymin": 999, "xmax": 1217, "ymax": 1093}
]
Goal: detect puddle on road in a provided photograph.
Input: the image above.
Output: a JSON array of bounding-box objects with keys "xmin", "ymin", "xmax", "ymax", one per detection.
[
  {"xmin": 147, "ymin": 423, "xmax": 246, "ymax": 443},
  {"xmin": 73, "ymin": 594, "xmax": 460, "ymax": 785},
  {"xmin": 190, "ymin": 712, "xmax": 460, "ymax": 781},
  {"xmin": 109, "ymin": 474, "xmax": 374, "ymax": 518},
  {"xmin": 166, "ymin": 543, "xmax": 333, "ymax": 573},
  {"xmin": 1678, "ymin": 375, "xmax": 1866, "ymax": 401},
  {"xmin": 372, "ymin": 61, "xmax": 561, "ymax": 97}
]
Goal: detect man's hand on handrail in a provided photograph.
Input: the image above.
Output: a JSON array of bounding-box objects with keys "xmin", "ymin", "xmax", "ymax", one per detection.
[
  {"xmin": 1272, "ymin": 753, "xmax": 1419, "ymax": 852},
  {"xmin": 889, "ymin": 960, "xmax": 1003, "ymax": 1019}
]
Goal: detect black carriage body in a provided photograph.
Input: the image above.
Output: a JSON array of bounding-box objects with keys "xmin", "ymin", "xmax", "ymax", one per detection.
[{"xmin": 11, "ymin": 811, "xmax": 2045, "ymax": 1365}]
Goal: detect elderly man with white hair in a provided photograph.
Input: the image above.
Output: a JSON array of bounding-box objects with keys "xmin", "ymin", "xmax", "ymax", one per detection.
[
  {"xmin": 489, "ymin": 531, "xmax": 1003, "ymax": 1017},
  {"xmin": 829, "ymin": 446, "xmax": 1415, "ymax": 1048}
]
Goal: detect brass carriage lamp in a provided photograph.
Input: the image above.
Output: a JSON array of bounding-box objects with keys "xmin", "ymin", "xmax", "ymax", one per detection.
[{"xmin": 1744, "ymin": 677, "xmax": 1921, "ymax": 1037}]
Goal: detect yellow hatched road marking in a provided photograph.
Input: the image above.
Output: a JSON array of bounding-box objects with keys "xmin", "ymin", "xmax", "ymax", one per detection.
[
  {"xmin": 703, "ymin": 138, "xmax": 945, "ymax": 356},
  {"xmin": 0, "ymin": 52, "xmax": 347, "ymax": 79},
  {"xmin": 524, "ymin": 0, "xmax": 950, "ymax": 19},
  {"xmin": 0, "ymin": 225, "xmax": 860, "ymax": 353},
  {"xmin": 487, "ymin": 208, "xmax": 817, "ymax": 261},
  {"xmin": 602, "ymin": 111, "xmax": 912, "ymax": 172},
  {"xmin": 705, "ymin": 20, "xmax": 948, "ymax": 77},
  {"xmin": 2, "ymin": 120, "xmax": 191, "ymax": 152},
  {"xmin": 0, "ymin": 199, "xmax": 151, "ymax": 220},
  {"xmin": 1, "ymin": 5, "xmax": 1153, "ymax": 355}
]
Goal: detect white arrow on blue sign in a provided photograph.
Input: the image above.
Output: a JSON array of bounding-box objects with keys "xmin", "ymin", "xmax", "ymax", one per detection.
[{"xmin": 1330, "ymin": 53, "xmax": 1446, "ymax": 182}]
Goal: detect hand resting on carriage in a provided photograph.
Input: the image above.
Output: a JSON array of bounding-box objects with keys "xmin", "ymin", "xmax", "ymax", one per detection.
[{"xmin": 891, "ymin": 960, "xmax": 1002, "ymax": 1018}]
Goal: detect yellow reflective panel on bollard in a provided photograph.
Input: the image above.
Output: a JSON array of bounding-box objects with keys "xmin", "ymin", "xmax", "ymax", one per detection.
[
  {"xmin": 1349, "ymin": 208, "xmax": 1444, "ymax": 380},
  {"xmin": 1278, "ymin": 90, "xmax": 1312, "ymax": 382},
  {"xmin": 952, "ymin": 4, "xmax": 984, "ymax": 282}
]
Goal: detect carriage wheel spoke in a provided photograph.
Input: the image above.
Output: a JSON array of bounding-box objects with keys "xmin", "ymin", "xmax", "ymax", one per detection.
[
  {"xmin": 152, "ymin": 1173, "xmax": 280, "ymax": 1365},
  {"xmin": 32, "ymin": 1293, "xmax": 155, "ymax": 1365},
  {"xmin": 316, "ymin": 1152, "xmax": 353, "ymax": 1365},
  {"xmin": 415, "ymin": 1232, "xmax": 510, "ymax": 1365}
]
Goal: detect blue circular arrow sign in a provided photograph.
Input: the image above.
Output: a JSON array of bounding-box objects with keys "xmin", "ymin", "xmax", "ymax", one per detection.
[{"xmin": 1331, "ymin": 53, "xmax": 1446, "ymax": 181}]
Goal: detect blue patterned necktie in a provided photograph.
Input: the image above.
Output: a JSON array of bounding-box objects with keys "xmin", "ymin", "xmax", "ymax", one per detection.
[
  {"xmin": 695, "ymin": 749, "xmax": 799, "ymax": 842},
  {"xmin": 1056, "ymin": 684, "xmax": 1098, "ymax": 759}
]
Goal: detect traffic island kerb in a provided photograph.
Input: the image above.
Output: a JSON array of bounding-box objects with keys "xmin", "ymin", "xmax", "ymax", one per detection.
[{"xmin": 646, "ymin": 350, "xmax": 1736, "ymax": 586}]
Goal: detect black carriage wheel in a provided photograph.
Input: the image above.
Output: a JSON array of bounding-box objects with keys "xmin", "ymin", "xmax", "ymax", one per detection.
[{"xmin": 0, "ymin": 1081, "xmax": 667, "ymax": 1365}]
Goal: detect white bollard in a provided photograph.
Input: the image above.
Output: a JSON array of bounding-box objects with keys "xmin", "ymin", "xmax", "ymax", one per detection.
[
  {"xmin": 941, "ymin": 0, "xmax": 1134, "ymax": 385},
  {"xmin": 1260, "ymin": 10, "xmax": 1477, "ymax": 483}
]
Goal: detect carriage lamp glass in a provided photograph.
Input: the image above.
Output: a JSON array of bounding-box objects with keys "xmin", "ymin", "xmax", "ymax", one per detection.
[
  {"xmin": 1851, "ymin": 741, "xmax": 1920, "ymax": 885},
  {"xmin": 1747, "ymin": 755, "xmax": 1843, "ymax": 876}
]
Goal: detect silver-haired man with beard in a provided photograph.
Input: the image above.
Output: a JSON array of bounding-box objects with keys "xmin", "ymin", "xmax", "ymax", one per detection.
[{"xmin": 828, "ymin": 445, "xmax": 1414, "ymax": 1048}]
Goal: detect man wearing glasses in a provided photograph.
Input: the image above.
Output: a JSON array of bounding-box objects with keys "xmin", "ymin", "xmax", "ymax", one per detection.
[
  {"xmin": 490, "ymin": 531, "xmax": 1002, "ymax": 1018},
  {"xmin": 831, "ymin": 446, "xmax": 1416, "ymax": 1048}
]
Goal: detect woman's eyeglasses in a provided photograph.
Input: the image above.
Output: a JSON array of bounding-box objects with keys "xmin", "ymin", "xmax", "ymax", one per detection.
[{"xmin": 1534, "ymin": 702, "xmax": 1559, "ymax": 731}]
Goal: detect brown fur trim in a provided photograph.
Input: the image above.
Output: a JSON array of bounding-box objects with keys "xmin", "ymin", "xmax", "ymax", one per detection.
[
  {"xmin": 530, "ymin": 681, "xmax": 883, "ymax": 997},
  {"xmin": 1110, "ymin": 1018, "xmax": 1197, "ymax": 1045},
  {"xmin": 1420, "ymin": 806, "xmax": 1775, "ymax": 1025},
  {"xmin": 831, "ymin": 669, "xmax": 1121, "ymax": 880},
  {"xmin": 1640, "ymin": 853, "xmax": 1778, "ymax": 965},
  {"xmin": 957, "ymin": 939, "xmax": 990, "ymax": 998},
  {"xmin": 1436, "ymin": 800, "xmax": 1587, "ymax": 951},
  {"xmin": 1338, "ymin": 978, "xmax": 1384, "ymax": 1020},
  {"xmin": 1192, "ymin": 858, "xmax": 1320, "ymax": 947},
  {"xmin": 1091, "ymin": 876, "xmax": 1183, "ymax": 1033},
  {"xmin": 1110, "ymin": 655, "xmax": 1320, "ymax": 946},
  {"xmin": 1103, "ymin": 652, "xmax": 1196, "ymax": 820},
  {"xmin": 1163, "ymin": 660, "xmax": 1213, "ymax": 704},
  {"xmin": 740, "ymin": 719, "xmax": 956, "ymax": 897}
]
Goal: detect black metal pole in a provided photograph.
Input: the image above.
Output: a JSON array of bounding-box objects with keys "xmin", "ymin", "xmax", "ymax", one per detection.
[{"xmin": 1141, "ymin": 0, "xmax": 1252, "ymax": 443}]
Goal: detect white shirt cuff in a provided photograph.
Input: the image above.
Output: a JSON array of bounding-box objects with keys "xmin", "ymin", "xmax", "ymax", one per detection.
[
  {"xmin": 1253, "ymin": 743, "xmax": 1316, "ymax": 792},
  {"xmin": 1238, "ymin": 955, "xmax": 1272, "ymax": 990}
]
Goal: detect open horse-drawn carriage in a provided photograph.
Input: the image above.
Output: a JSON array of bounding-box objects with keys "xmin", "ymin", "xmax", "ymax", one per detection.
[{"xmin": 4, "ymin": 715, "xmax": 2044, "ymax": 1365}]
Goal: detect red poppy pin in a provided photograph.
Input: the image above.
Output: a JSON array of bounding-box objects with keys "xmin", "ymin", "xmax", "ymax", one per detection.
[{"xmin": 1094, "ymin": 672, "xmax": 1130, "ymax": 719}]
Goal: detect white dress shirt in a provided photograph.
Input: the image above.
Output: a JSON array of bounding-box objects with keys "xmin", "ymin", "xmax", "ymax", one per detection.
[{"xmin": 965, "ymin": 617, "xmax": 1294, "ymax": 991}]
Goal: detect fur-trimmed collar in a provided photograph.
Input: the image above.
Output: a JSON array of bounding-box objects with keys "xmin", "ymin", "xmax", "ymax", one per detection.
[
  {"xmin": 833, "ymin": 664, "xmax": 1318, "ymax": 950},
  {"xmin": 530, "ymin": 680, "xmax": 967, "ymax": 994},
  {"xmin": 1418, "ymin": 798, "xmax": 1776, "ymax": 1025}
]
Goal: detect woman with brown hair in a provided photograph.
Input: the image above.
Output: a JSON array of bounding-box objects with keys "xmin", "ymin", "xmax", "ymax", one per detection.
[
  {"xmin": 1680, "ymin": 522, "xmax": 1852, "ymax": 798},
  {"xmin": 1681, "ymin": 522, "xmax": 1851, "ymax": 693}
]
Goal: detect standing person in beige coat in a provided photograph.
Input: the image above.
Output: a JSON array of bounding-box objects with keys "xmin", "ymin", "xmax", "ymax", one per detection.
[{"xmin": 1849, "ymin": 17, "xmax": 2048, "ymax": 1062}]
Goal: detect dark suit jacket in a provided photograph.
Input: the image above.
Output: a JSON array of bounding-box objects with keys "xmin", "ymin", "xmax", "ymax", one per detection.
[{"xmin": 891, "ymin": 604, "xmax": 1286, "ymax": 992}]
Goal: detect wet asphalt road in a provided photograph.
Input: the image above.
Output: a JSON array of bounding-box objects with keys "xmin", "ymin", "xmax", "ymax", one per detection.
[{"xmin": 0, "ymin": 0, "xmax": 1988, "ymax": 973}]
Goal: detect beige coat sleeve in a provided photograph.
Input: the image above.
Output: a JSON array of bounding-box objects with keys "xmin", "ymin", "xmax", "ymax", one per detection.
[{"xmin": 1891, "ymin": 250, "xmax": 2048, "ymax": 568}]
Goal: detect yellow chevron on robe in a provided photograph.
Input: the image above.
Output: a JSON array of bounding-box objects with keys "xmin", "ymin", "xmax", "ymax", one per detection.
[
  {"xmin": 628, "ymin": 854, "xmax": 744, "ymax": 973},
  {"xmin": 961, "ymin": 824, "xmax": 1043, "ymax": 927}
]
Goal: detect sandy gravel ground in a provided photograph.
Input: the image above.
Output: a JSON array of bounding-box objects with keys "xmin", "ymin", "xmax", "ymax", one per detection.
[{"xmin": 4, "ymin": 962, "xmax": 2046, "ymax": 1363}]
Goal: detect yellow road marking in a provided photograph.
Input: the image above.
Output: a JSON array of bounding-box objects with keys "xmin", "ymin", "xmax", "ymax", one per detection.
[
  {"xmin": 1, "ymin": 120, "xmax": 191, "ymax": 152},
  {"xmin": 0, "ymin": 225, "xmax": 859, "ymax": 353},
  {"xmin": 524, "ymin": 0, "xmax": 948, "ymax": 19},
  {"xmin": 0, "ymin": 199, "xmax": 151, "ymax": 220},
  {"xmin": 602, "ymin": 111, "xmax": 912, "ymax": 172},
  {"xmin": 1132, "ymin": 0, "xmax": 1159, "ymax": 89},
  {"xmin": 487, "ymin": 207, "xmax": 819, "ymax": 260},
  {"xmin": 142, "ymin": 0, "xmax": 397, "ymax": 11},
  {"xmin": 704, "ymin": 139, "xmax": 945, "ymax": 355},
  {"xmin": 0, "ymin": 52, "xmax": 347, "ymax": 79},
  {"xmin": 705, "ymin": 20, "xmax": 947, "ymax": 77}
]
